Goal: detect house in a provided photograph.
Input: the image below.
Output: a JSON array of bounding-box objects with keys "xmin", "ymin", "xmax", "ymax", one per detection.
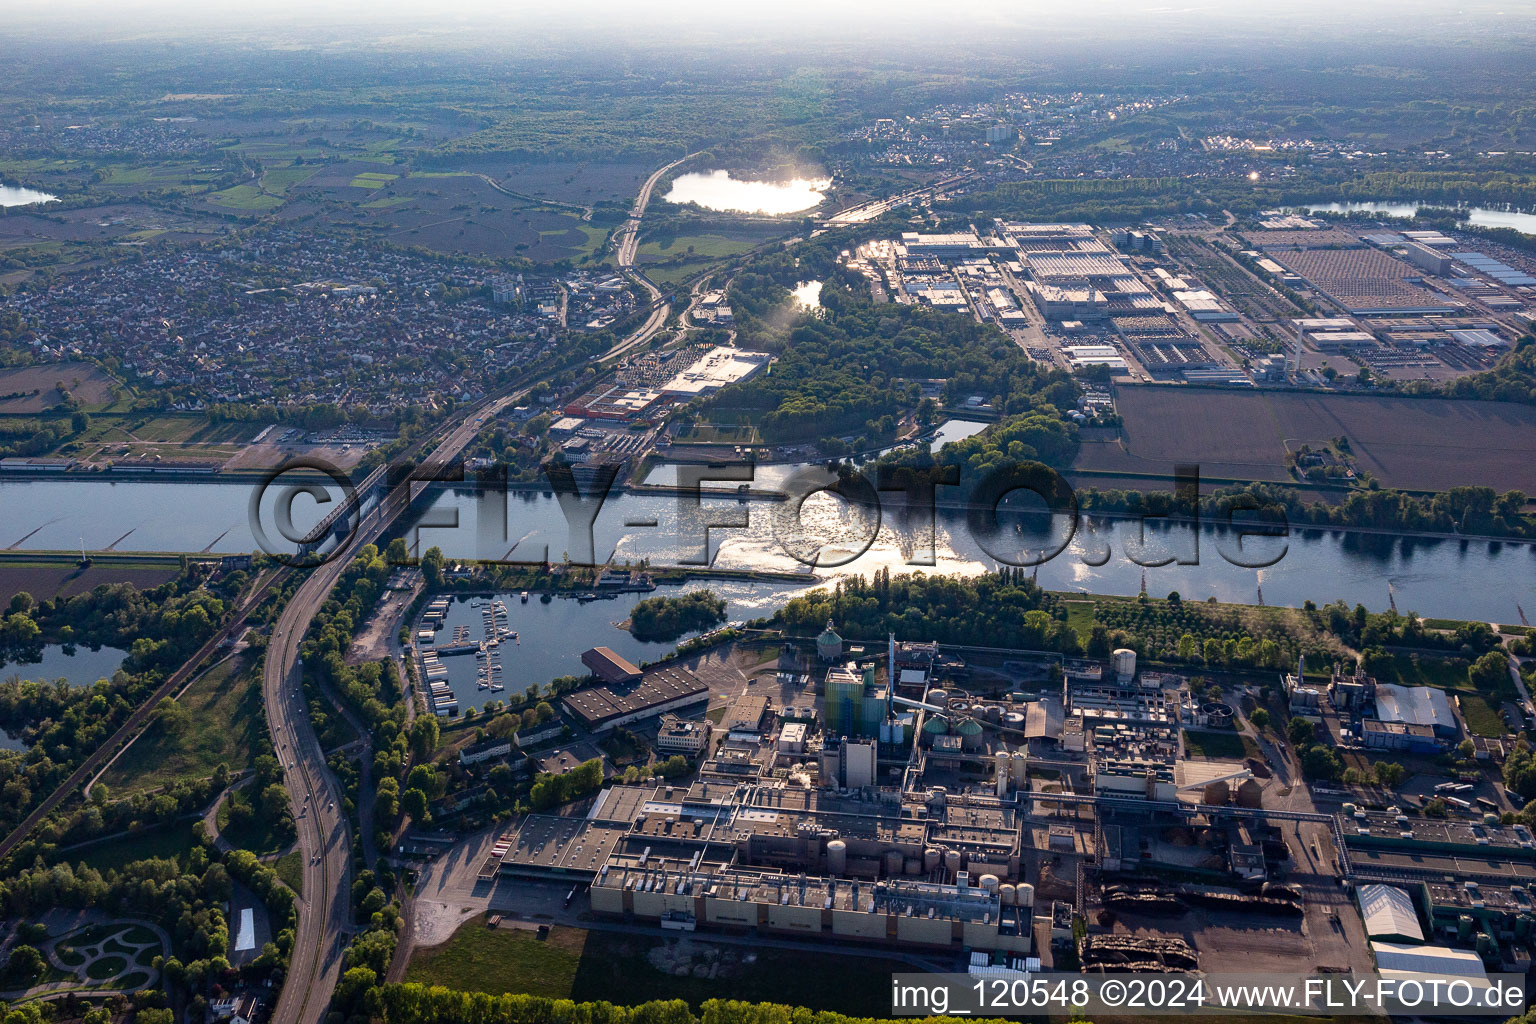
[{"xmin": 211, "ymin": 994, "xmax": 262, "ymax": 1024}]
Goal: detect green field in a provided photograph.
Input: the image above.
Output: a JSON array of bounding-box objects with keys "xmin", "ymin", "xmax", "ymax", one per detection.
[
  {"xmin": 207, "ymin": 185, "xmax": 284, "ymax": 210},
  {"xmin": 1459, "ymin": 692, "xmax": 1505, "ymax": 738},
  {"xmin": 275, "ymin": 850, "xmax": 305, "ymax": 896},
  {"xmin": 65, "ymin": 821, "xmax": 197, "ymax": 873},
  {"xmin": 1182, "ymin": 727, "xmax": 1255, "ymax": 760},
  {"xmin": 638, "ymin": 233, "xmax": 756, "ymax": 260},
  {"xmin": 406, "ymin": 919, "xmax": 916, "ymax": 1015},
  {"xmin": 103, "ymin": 655, "xmax": 264, "ymax": 795},
  {"xmin": 350, "ymin": 172, "xmax": 400, "ymax": 189}
]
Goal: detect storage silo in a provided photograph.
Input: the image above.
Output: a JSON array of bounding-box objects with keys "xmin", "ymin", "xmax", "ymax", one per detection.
[
  {"xmin": 956, "ymin": 718, "xmax": 985, "ymax": 751},
  {"xmin": 978, "ymin": 873, "xmax": 1001, "ymax": 895},
  {"xmin": 883, "ymin": 850, "xmax": 905, "ymax": 877},
  {"xmin": 995, "ymin": 750, "xmax": 1011, "ymax": 797},
  {"xmin": 1016, "ymin": 882, "xmax": 1035, "ymax": 908},
  {"xmin": 1236, "ymin": 778, "xmax": 1263, "ymax": 808},
  {"xmin": 1204, "ymin": 779, "xmax": 1231, "ymax": 806},
  {"xmin": 985, "ymin": 704, "xmax": 1002, "ymax": 724},
  {"xmin": 999, "ymin": 883, "xmax": 1017, "ymax": 906},
  {"xmin": 1112, "ymin": 648, "xmax": 1137, "ymax": 683},
  {"xmin": 1011, "ymin": 750, "xmax": 1029, "ymax": 784},
  {"xmin": 826, "ymin": 839, "xmax": 848, "ymax": 875},
  {"xmin": 927, "ymin": 689, "xmax": 949, "ymax": 708},
  {"xmin": 944, "ymin": 849, "xmax": 962, "ymax": 877}
]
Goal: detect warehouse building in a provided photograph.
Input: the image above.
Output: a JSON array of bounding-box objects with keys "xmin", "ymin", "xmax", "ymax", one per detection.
[
  {"xmin": 562, "ymin": 663, "xmax": 709, "ymax": 733},
  {"xmin": 1357, "ymin": 883, "xmax": 1426, "ymax": 943}
]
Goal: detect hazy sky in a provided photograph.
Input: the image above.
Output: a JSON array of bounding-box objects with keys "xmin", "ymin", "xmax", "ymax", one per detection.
[{"xmin": 4, "ymin": 0, "xmax": 1529, "ymax": 48}]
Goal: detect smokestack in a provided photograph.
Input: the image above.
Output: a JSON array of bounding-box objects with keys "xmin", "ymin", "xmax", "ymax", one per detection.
[{"xmin": 888, "ymin": 632, "xmax": 896, "ymax": 716}]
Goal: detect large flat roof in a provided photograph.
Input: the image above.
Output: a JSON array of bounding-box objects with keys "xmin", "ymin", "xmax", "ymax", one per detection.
[{"xmin": 562, "ymin": 663, "xmax": 708, "ymax": 729}]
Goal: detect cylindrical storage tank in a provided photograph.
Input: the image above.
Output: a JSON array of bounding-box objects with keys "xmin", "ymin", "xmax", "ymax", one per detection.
[
  {"xmin": 1004, "ymin": 712, "xmax": 1026, "ymax": 730},
  {"xmin": 1012, "ymin": 751, "xmax": 1029, "ymax": 783},
  {"xmin": 883, "ymin": 850, "xmax": 905, "ymax": 877},
  {"xmin": 999, "ymin": 883, "xmax": 1016, "ymax": 906},
  {"xmin": 986, "ymin": 704, "xmax": 1002, "ymax": 723},
  {"xmin": 923, "ymin": 715, "xmax": 949, "ymax": 736},
  {"xmin": 924, "ymin": 847, "xmax": 942, "ymax": 873},
  {"xmin": 1112, "ymin": 648, "xmax": 1137, "ymax": 681},
  {"xmin": 948, "ymin": 702, "xmax": 969, "ymax": 716},
  {"xmin": 1458, "ymin": 914, "xmax": 1474, "ymax": 942},
  {"xmin": 1236, "ymin": 778, "xmax": 1263, "ymax": 808},
  {"xmin": 826, "ymin": 839, "xmax": 847, "ymax": 875},
  {"xmin": 1016, "ymin": 882, "xmax": 1035, "ymax": 908},
  {"xmin": 944, "ymin": 850, "xmax": 962, "ymax": 877},
  {"xmin": 927, "ymin": 689, "xmax": 949, "ymax": 708},
  {"xmin": 904, "ymin": 857, "xmax": 921, "ymax": 876},
  {"xmin": 956, "ymin": 718, "xmax": 985, "ymax": 751},
  {"xmin": 1204, "ymin": 779, "xmax": 1231, "ymax": 806},
  {"xmin": 979, "ymin": 873, "xmax": 1000, "ymax": 895}
]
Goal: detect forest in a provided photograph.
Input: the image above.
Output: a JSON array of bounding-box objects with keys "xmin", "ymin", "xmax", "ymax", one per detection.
[
  {"xmin": 627, "ymin": 591, "xmax": 727, "ymax": 643},
  {"xmin": 714, "ymin": 245, "xmax": 1076, "ymax": 450}
]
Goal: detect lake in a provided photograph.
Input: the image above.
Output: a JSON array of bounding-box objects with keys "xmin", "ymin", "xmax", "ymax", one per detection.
[
  {"xmin": 1, "ymin": 477, "xmax": 1534, "ymax": 622},
  {"xmin": 1, "ymin": 643, "xmax": 128, "ymax": 688},
  {"xmin": 1301, "ymin": 201, "xmax": 1536, "ymax": 235},
  {"xmin": 928, "ymin": 418, "xmax": 990, "ymax": 453},
  {"xmin": 0, "ymin": 184, "xmax": 59, "ymax": 208},
  {"xmin": 422, "ymin": 584, "xmax": 792, "ymax": 713},
  {"xmin": 665, "ymin": 171, "xmax": 829, "ymax": 215}
]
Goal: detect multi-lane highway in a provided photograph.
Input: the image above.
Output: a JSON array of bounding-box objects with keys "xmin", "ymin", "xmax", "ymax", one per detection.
[
  {"xmin": 602, "ymin": 152, "xmax": 701, "ymax": 361},
  {"xmin": 263, "ymin": 389, "xmax": 526, "ymax": 1024}
]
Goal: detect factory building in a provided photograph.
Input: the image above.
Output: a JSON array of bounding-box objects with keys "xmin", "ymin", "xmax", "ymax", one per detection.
[{"xmin": 562, "ymin": 663, "xmax": 709, "ymax": 734}]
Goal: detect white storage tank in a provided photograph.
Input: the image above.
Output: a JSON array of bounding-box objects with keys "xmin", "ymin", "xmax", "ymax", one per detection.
[
  {"xmin": 1113, "ymin": 648, "xmax": 1137, "ymax": 682},
  {"xmin": 995, "ymin": 750, "xmax": 1011, "ymax": 797},
  {"xmin": 826, "ymin": 839, "xmax": 848, "ymax": 875},
  {"xmin": 1016, "ymin": 882, "xmax": 1035, "ymax": 908},
  {"xmin": 944, "ymin": 849, "xmax": 962, "ymax": 876},
  {"xmin": 999, "ymin": 883, "xmax": 1017, "ymax": 906},
  {"xmin": 979, "ymin": 873, "xmax": 1000, "ymax": 895},
  {"xmin": 924, "ymin": 847, "xmax": 942, "ymax": 873},
  {"xmin": 1011, "ymin": 750, "xmax": 1029, "ymax": 783},
  {"xmin": 927, "ymin": 689, "xmax": 949, "ymax": 708}
]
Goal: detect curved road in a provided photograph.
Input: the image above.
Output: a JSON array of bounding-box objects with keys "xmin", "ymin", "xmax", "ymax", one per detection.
[{"xmin": 601, "ymin": 152, "xmax": 700, "ymax": 362}]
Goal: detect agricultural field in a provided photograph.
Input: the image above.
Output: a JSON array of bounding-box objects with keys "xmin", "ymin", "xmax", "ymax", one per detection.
[
  {"xmin": 274, "ymin": 169, "xmax": 608, "ymax": 262},
  {"xmin": 1074, "ymin": 387, "xmax": 1536, "ymax": 495},
  {"xmin": 637, "ymin": 233, "xmax": 759, "ymax": 261},
  {"xmin": 0, "ymin": 559, "xmax": 179, "ymax": 605},
  {"xmin": 0, "ymin": 363, "xmax": 119, "ymax": 413},
  {"xmin": 101, "ymin": 654, "xmax": 265, "ymax": 796}
]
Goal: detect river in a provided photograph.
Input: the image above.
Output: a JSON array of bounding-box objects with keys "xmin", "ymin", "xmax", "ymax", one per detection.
[
  {"xmin": 2, "ymin": 477, "xmax": 1533, "ymax": 622},
  {"xmin": 1300, "ymin": 201, "xmax": 1536, "ymax": 234}
]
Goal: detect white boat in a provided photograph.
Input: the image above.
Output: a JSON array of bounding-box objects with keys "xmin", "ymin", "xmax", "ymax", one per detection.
[{"xmin": 520, "ymin": 591, "xmax": 529, "ymax": 603}]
